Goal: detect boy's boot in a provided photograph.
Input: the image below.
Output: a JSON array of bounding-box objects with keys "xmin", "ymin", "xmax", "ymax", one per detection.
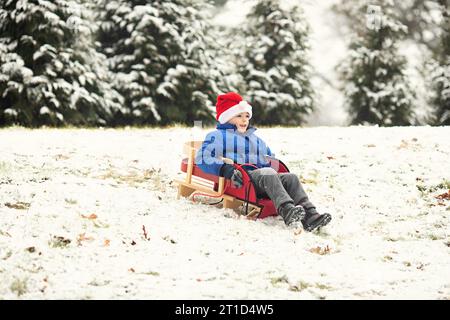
[
  {"xmin": 301, "ymin": 207, "xmax": 332, "ymax": 232},
  {"xmin": 278, "ymin": 203, "xmax": 306, "ymax": 228}
]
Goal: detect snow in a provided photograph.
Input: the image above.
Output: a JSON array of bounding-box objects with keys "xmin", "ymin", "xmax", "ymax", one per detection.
[{"xmin": 0, "ymin": 126, "xmax": 449, "ymax": 299}]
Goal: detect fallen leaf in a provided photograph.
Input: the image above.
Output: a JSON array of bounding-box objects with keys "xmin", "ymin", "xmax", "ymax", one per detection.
[
  {"xmin": 5, "ymin": 202, "xmax": 30, "ymax": 210},
  {"xmin": 309, "ymin": 245, "xmax": 331, "ymax": 255},
  {"xmin": 131, "ymin": 240, "xmax": 136, "ymax": 245},
  {"xmin": 0, "ymin": 230, "xmax": 12, "ymax": 237},
  {"xmin": 142, "ymin": 225, "xmax": 149, "ymax": 240},
  {"xmin": 129, "ymin": 268, "xmax": 135, "ymax": 272},
  {"xmin": 81, "ymin": 213, "xmax": 97, "ymax": 220},
  {"xmin": 103, "ymin": 239, "xmax": 110, "ymax": 247},
  {"xmin": 50, "ymin": 236, "xmax": 71, "ymax": 248},
  {"xmin": 25, "ymin": 246, "xmax": 36, "ymax": 253},
  {"xmin": 435, "ymin": 190, "xmax": 450, "ymax": 201},
  {"xmin": 77, "ymin": 233, "xmax": 94, "ymax": 245},
  {"xmin": 326, "ymin": 156, "xmax": 335, "ymax": 160},
  {"xmin": 162, "ymin": 236, "xmax": 176, "ymax": 244}
]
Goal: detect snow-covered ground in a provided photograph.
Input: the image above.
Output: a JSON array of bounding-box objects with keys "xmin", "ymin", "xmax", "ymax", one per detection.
[{"xmin": 0, "ymin": 126, "xmax": 449, "ymax": 299}]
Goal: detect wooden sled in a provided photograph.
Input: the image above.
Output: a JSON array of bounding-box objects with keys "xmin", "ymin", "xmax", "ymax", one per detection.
[{"xmin": 174, "ymin": 140, "xmax": 290, "ymax": 219}]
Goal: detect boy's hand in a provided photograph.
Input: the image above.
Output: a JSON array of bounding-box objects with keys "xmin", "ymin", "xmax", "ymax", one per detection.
[
  {"xmin": 220, "ymin": 164, "xmax": 244, "ymax": 188},
  {"xmin": 230, "ymin": 170, "xmax": 243, "ymax": 188}
]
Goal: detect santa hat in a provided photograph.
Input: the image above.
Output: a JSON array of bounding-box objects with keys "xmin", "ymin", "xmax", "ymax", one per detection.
[{"xmin": 216, "ymin": 92, "xmax": 252, "ymax": 124}]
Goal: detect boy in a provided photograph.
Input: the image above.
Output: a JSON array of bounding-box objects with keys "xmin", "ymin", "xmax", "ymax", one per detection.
[{"xmin": 195, "ymin": 92, "xmax": 331, "ymax": 231}]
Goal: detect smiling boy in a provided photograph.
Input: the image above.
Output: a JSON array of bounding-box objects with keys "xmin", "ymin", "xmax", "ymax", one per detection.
[{"xmin": 195, "ymin": 92, "xmax": 331, "ymax": 231}]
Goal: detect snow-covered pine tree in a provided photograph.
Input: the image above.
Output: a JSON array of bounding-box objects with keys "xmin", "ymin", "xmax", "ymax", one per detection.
[
  {"xmin": 429, "ymin": 2, "xmax": 449, "ymax": 125},
  {"xmin": 237, "ymin": 0, "xmax": 314, "ymax": 126},
  {"xmin": 206, "ymin": 24, "xmax": 243, "ymax": 98},
  {"xmin": 0, "ymin": 0, "xmax": 123, "ymax": 126},
  {"xmin": 338, "ymin": 0, "xmax": 415, "ymax": 126},
  {"xmin": 96, "ymin": 0, "xmax": 219, "ymax": 126},
  {"xmin": 206, "ymin": 0, "xmax": 248, "ymax": 96}
]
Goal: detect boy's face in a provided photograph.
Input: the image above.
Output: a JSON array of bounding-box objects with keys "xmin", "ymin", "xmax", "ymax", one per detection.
[{"xmin": 229, "ymin": 112, "xmax": 250, "ymax": 133}]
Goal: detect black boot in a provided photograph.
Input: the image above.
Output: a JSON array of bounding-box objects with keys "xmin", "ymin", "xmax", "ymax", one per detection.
[
  {"xmin": 301, "ymin": 207, "xmax": 332, "ymax": 232},
  {"xmin": 279, "ymin": 203, "xmax": 306, "ymax": 227}
]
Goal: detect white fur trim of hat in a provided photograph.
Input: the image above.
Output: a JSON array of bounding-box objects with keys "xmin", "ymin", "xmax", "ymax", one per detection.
[{"xmin": 217, "ymin": 100, "xmax": 252, "ymax": 124}]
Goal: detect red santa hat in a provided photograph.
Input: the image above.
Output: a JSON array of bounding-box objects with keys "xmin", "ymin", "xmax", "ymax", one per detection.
[{"xmin": 215, "ymin": 92, "xmax": 252, "ymax": 124}]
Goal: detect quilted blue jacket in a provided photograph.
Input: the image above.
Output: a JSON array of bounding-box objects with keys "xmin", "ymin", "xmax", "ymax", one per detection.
[{"xmin": 195, "ymin": 123, "xmax": 274, "ymax": 176}]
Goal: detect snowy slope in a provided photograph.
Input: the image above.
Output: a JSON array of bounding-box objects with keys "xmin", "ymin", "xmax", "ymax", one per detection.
[{"xmin": 0, "ymin": 126, "xmax": 449, "ymax": 299}]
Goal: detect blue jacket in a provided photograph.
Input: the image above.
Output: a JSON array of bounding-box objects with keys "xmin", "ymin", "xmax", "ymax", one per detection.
[{"xmin": 195, "ymin": 123, "xmax": 274, "ymax": 176}]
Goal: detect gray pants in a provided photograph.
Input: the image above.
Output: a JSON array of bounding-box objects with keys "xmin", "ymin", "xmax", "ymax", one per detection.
[{"xmin": 247, "ymin": 167, "xmax": 314, "ymax": 211}]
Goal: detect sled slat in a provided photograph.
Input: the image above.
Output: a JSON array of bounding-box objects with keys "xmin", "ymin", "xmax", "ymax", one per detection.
[{"xmin": 174, "ymin": 179, "xmax": 230, "ymax": 199}]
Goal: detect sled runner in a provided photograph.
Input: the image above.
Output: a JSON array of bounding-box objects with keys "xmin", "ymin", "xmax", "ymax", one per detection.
[{"xmin": 174, "ymin": 140, "xmax": 290, "ymax": 219}]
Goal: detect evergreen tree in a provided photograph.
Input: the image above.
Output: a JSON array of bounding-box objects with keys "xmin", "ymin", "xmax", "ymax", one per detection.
[
  {"xmin": 0, "ymin": 0, "xmax": 123, "ymax": 127},
  {"xmin": 429, "ymin": 2, "xmax": 449, "ymax": 125},
  {"xmin": 96, "ymin": 0, "xmax": 219, "ymax": 126},
  {"xmin": 208, "ymin": 25, "xmax": 244, "ymax": 96},
  {"xmin": 237, "ymin": 0, "xmax": 314, "ymax": 126},
  {"xmin": 338, "ymin": 0, "xmax": 415, "ymax": 126}
]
